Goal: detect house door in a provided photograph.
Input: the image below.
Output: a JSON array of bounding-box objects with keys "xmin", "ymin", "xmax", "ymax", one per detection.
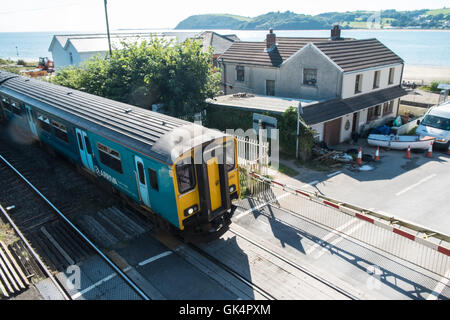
[
  {"xmin": 323, "ymin": 117, "xmax": 342, "ymax": 146},
  {"xmin": 352, "ymin": 112, "xmax": 359, "ymax": 133},
  {"xmin": 24, "ymin": 105, "xmax": 38, "ymax": 137},
  {"xmin": 75, "ymin": 128, "xmax": 94, "ymax": 173},
  {"xmin": 134, "ymin": 156, "xmax": 151, "ymax": 208}
]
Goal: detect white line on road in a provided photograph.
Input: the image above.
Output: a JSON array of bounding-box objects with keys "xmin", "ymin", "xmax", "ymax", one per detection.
[
  {"xmin": 427, "ymin": 269, "xmax": 450, "ymax": 300},
  {"xmin": 327, "ymin": 171, "xmax": 341, "ymax": 178},
  {"xmin": 302, "ymin": 180, "xmax": 319, "ymax": 188},
  {"xmin": 306, "ymin": 219, "xmax": 359, "ymax": 255},
  {"xmin": 312, "ymin": 221, "xmax": 365, "ymax": 260},
  {"xmin": 234, "ymin": 193, "xmax": 291, "ymax": 221},
  {"xmin": 71, "ymin": 273, "xmax": 117, "ymax": 299},
  {"xmin": 138, "ymin": 251, "xmax": 173, "ymax": 267},
  {"xmin": 395, "ymin": 174, "xmax": 437, "ymax": 196}
]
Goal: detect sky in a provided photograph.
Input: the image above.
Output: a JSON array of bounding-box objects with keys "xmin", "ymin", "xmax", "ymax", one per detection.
[{"xmin": 0, "ymin": 0, "xmax": 448, "ymax": 32}]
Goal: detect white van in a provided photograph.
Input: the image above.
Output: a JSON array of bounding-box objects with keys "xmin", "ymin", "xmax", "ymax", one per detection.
[{"xmin": 416, "ymin": 100, "xmax": 450, "ymax": 149}]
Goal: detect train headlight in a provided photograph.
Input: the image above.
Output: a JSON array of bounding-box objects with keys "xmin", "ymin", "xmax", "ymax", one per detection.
[
  {"xmin": 229, "ymin": 185, "xmax": 236, "ymax": 193},
  {"xmin": 184, "ymin": 204, "xmax": 199, "ymax": 217}
]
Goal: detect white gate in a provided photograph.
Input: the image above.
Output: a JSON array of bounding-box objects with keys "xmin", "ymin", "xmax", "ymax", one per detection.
[{"xmin": 235, "ymin": 136, "xmax": 269, "ymax": 176}]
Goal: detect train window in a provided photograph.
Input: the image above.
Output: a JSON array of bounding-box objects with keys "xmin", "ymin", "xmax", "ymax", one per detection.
[
  {"xmin": 149, "ymin": 169, "xmax": 159, "ymax": 191},
  {"xmin": 97, "ymin": 143, "xmax": 123, "ymax": 174},
  {"xmin": 37, "ymin": 113, "xmax": 51, "ymax": 132},
  {"xmin": 176, "ymin": 158, "xmax": 195, "ymax": 194},
  {"xmin": 137, "ymin": 162, "xmax": 145, "ymax": 185},
  {"xmin": 84, "ymin": 136, "xmax": 92, "ymax": 154},
  {"xmin": 51, "ymin": 120, "xmax": 68, "ymax": 142},
  {"xmin": 77, "ymin": 133, "xmax": 84, "ymax": 150},
  {"xmin": 224, "ymin": 140, "xmax": 235, "ymax": 171},
  {"xmin": 2, "ymin": 98, "xmax": 12, "ymax": 113},
  {"xmin": 11, "ymin": 102, "xmax": 22, "ymax": 116}
]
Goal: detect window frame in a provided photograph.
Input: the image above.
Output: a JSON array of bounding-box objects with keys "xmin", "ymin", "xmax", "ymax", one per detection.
[
  {"xmin": 235, "ymin": 66, "xmax": 245, "ymax": 82},
  {"xmin": 148, "ymin": 168, "xmax": 159, "ymax": 191},
  {"xmin": 36, "ymin": 113, "xmax": 51, "ymax": 133},
  {"xmin": 97, "ymin": 142, "xmax": 123, "ymax": 174},
  {"xmin": 51, "ymin": 119, "xmax": 69, "ymax": 143},
  {"xmin": 303, "ymin": 68, "xmax": 318, "ymax": 86},
  {"xmin": 265, "ymin": 80, "xmax": 275, "ymax": 96},
  {"xmin": 175, "ymin": 157, "xmax": 196, "ymax": 194},
  {"xmin": 373, "ymin": 70, "xmax": 380, "ymax": 89},
  {"xmin": 388, "ymin": 67, "xmax": 395, "ymax": 85},
  {"xmin": 354, "ymin": 74, "xmax": 363, "ymax": 94},
  {"xmin": 383, "ymin": 100, "xmax": 394, "ymax": 116}
]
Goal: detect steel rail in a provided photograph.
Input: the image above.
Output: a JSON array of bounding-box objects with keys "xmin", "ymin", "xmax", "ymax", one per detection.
[
  {"xmin": 0, "ymin": 204, "xmax": 70, "ymax": 300},
  {"xmin": 228, "ymin": 227, "xmax": 359, "ymax": 300},
  {"xmin": 0, "ymin": 154, "xmax": 150, "ymax": 300}
]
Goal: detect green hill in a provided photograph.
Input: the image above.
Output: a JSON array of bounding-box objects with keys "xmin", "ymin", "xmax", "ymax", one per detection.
[{"xmin": 175, "ymin": 8, "xmax": 450, "ymax": 30}]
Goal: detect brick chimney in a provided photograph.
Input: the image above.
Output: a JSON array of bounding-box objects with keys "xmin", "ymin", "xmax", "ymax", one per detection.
[
  {"xmin": 331, "ymin": 24, "xmax": 342, "ymax": 40},
  {"xmin": 266, "ymin": 28, "xmax": 276, "ymax": 49}
]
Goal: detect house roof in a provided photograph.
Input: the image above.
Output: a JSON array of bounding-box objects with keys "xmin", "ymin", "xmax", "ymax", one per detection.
[
  {"xmin": 196, "ymin": 31, "xmax": 238, "ymax": 55},
  {"xmin": 314, "ymin": 39, "xmax": 403, "ymax": 72},
  {"xmin": 302, "ymin": 86, "xmax": 408, "ymax": 125},
  {"xmin": 220, "ymin": 36, "xmax": 403, "ymax": 71}
]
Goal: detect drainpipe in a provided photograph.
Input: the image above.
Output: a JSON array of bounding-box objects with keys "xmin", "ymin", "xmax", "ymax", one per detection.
[{"xmin": 221, "ymin": 58, "xmax": 227, "ymax": 95}]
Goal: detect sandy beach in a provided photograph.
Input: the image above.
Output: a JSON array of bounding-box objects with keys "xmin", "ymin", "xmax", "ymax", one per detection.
[{"xmin": 403, "ymin": 65, "xmax": 450, "ymax": 85}]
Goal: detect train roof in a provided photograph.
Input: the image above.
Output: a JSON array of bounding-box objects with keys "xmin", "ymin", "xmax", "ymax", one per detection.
[{"xmin": 0, "ymin": 71, "xmax": 226, "ymax": 165}]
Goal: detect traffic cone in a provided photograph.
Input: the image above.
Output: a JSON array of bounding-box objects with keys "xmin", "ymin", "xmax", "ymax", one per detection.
[
  {"xmin": 426, "ymin": 141, "xmax": 433, "ymax": 158},
  {"xmin": 356, "ymin": 147, "xmax": 363, "ymax": 166},
  {"xmin": 405, "ymin": 145, "xmax": 411, "ymax": 159},
  {"xmin": 374, "ymin": 146, "xmax": 380, "ymax": 161}
]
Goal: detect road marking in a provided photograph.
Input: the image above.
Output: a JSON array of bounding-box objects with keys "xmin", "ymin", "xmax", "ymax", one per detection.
[
  {"xmin": 71, "ymin": 273, "xmax": 117, "ymax": 299},
  {"xmin": 306, "ymin": 219, "xmax": 359, "ymax": 255},
  {"xmin": 302, "ymin": 180, "xmax": 319, "ymax": 188},
  {"xmin": 234, "ymin": 193, "xmax": 291, "ymax": 221},
  {"xmin": 427, "ymin": 269, "xmax": 450, "ymax": 300},
  {"xmin": 312, "ymin": 221, "xmax": 365, "ymax": 260},
  {"xmin": 395, "ymin": 174, "xmax": 437, "ymax": 196},
  {"xmin": 138, "ymin": 251, "xmax": 172, "ymax": 267},
  {"xmin": 327, "ymin": 171, "xmax": 341, "ymax": 178}
]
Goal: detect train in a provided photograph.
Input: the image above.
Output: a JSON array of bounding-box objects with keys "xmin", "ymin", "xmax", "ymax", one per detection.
[{"xmin": 0, "ymin": 70, "xmax": 240, "ymax": 240}]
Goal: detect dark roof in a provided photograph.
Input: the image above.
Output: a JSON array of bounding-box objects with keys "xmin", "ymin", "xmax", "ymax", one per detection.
[
  {"xmin": 220, "ymin": 37, "xmax": 332, "ymax": 67},
  {"xmin": 302, "ymin": 86, "xmax": 407, "ymax": 125},
  {"xmin": 0, "ymin": 71, "xmax": 224, "ymax": 165},
  {"xmin": 220, "ymin": 37, "xmax": 402, "ymax": 71},
  {"xmin": 314, "ymin": 38, "xmax": 403, "ymax": 72}
]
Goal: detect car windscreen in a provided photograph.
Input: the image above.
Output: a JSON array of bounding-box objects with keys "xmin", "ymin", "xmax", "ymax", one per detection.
[{"xmin": 421, "ymin": 115, "xmax": 450, "ymax": 131}]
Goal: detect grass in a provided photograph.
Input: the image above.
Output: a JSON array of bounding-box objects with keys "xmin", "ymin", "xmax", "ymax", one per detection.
[
  {"xmin": 0, "ymin": 222, "xmax": 17, "ymax": 245},
  {"xmin": 426, "ymin": 8, "xmax": 450, "ymax": 16}
]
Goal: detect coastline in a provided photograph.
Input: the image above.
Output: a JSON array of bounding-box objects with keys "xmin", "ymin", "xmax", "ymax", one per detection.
[{"xmin": 403, "ymin": 65, "xmax": 450, "ymax": 84}]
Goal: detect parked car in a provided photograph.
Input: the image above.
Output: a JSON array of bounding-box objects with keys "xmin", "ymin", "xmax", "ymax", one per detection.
[{"xmin": 416, "ymin": 100, "xmax": 450, "ymax": 149}]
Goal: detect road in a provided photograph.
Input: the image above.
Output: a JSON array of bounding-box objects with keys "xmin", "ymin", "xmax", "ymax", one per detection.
[{"xmin": 277, "ymin": 147, "xmax": 450, "ymax": 235}]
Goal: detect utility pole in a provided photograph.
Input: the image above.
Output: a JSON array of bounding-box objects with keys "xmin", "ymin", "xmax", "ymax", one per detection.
[{"xmin": 104, "ymin": 0, "xmax": 112, "ymax": 56}]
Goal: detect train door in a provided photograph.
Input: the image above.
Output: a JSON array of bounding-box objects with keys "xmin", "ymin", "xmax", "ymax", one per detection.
[
  {"xmin": 24, "ymin": 105, "xmax": 38, "ymax": 136},
  {"xmin": 134, "ymin": 156, "xmax": 151, "ymax": 208},
  {"xmin": 75, "ymin": 128, "xmax": 94, "ymax": 173},
  {"xmin": 206, "ymin": 157, "xmax": 222, "ymax": 212}
]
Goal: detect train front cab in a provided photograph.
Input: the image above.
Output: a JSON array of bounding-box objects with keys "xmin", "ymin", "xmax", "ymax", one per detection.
[{"xmin": 173, "ymin": 136, "xmax": 240, "ymax": 237}]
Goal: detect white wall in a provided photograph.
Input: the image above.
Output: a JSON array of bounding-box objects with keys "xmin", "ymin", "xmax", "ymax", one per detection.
[
  {"xmin": 310, "ymin": 123, "xmax": 324, "ymax": 141},
  {"xmin": 51, "ymin": 41, "xmax": 72, "ymax": 71},
  {"xmin": 341, "ymin": 64, "xmax": 403, "ymax": 99}
]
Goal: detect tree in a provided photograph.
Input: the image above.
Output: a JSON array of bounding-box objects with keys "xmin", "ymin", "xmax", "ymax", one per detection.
[{"xmin": 51, "ymin": 36, "xmax": 221, "ymax": 120}]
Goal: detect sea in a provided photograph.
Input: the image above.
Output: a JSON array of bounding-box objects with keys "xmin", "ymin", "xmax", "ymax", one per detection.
[{"xmin": 0, "ymin": 29, "xmax": 449, "ymax": 67}]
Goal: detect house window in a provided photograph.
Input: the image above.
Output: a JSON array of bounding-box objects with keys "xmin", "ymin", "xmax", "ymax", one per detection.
[
  {"xmin": 383, "ymin": 101, "xmax": 394, "ymax": 116},
  {"xmin": 266, "ymin": 80, "xmax": 275, "ymax": 96},
  {"xmin": 388, "ymin": 67, "xmax": 395, "ymax": 84},
  {"xmin": 373, "ymin": 71, "xmax": 380, "ymax": 89},
  {"xmin": 367, "ymin": 105, "xmax": 381, "ymax": 122},
  {"xmin": 236, "ymin": 66, "xmax": 244, "ymax": 82},
  {"xmin": 303, "ymin": 68, "xmax": 317, "ymax": 86},
  {"xmin": 51, "ymin": 120, "xmax": 68, "ymax": 142},
  {"xmin": 37, "ymin": 113, "xmax": 51, "ymax": 132},
  {"xmin": 355, "ymin": 74, "xmax": 363, "ymax": 94},
  {"xmin": 97, "ymin": 143, "xmax": 123, "ymax": 174}
]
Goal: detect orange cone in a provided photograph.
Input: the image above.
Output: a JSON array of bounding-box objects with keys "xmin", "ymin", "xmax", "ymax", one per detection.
[
  {"xmin": 405, "ymin": 145, "xmax": 411, "ymax": 159},
  {"xmin": 426, "ymin": 141, "xmax": 433, "ymax": 158},
  {"xmin": 356, "ymin": 147, "xmax": 363, "ymax": 166},
  {"xmin": 374, "ymin": 146, "xmax": 380, "ymax": 161}
]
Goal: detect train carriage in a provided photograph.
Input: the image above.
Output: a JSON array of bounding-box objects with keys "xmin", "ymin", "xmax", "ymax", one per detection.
[{"xmin": 0, "ymin": 71, "xmax": 240, "ymax": 239}]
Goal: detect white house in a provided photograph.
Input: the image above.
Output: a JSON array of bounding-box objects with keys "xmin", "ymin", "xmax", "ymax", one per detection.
[{"xmin": 214, "ymin": 26, "xmax": 406, "ymax": 145}]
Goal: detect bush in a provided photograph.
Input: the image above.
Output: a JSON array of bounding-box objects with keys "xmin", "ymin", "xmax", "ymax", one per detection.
[{"xmin": 17, "ymin": 59, "xmax": 26, "ymax": 66}]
